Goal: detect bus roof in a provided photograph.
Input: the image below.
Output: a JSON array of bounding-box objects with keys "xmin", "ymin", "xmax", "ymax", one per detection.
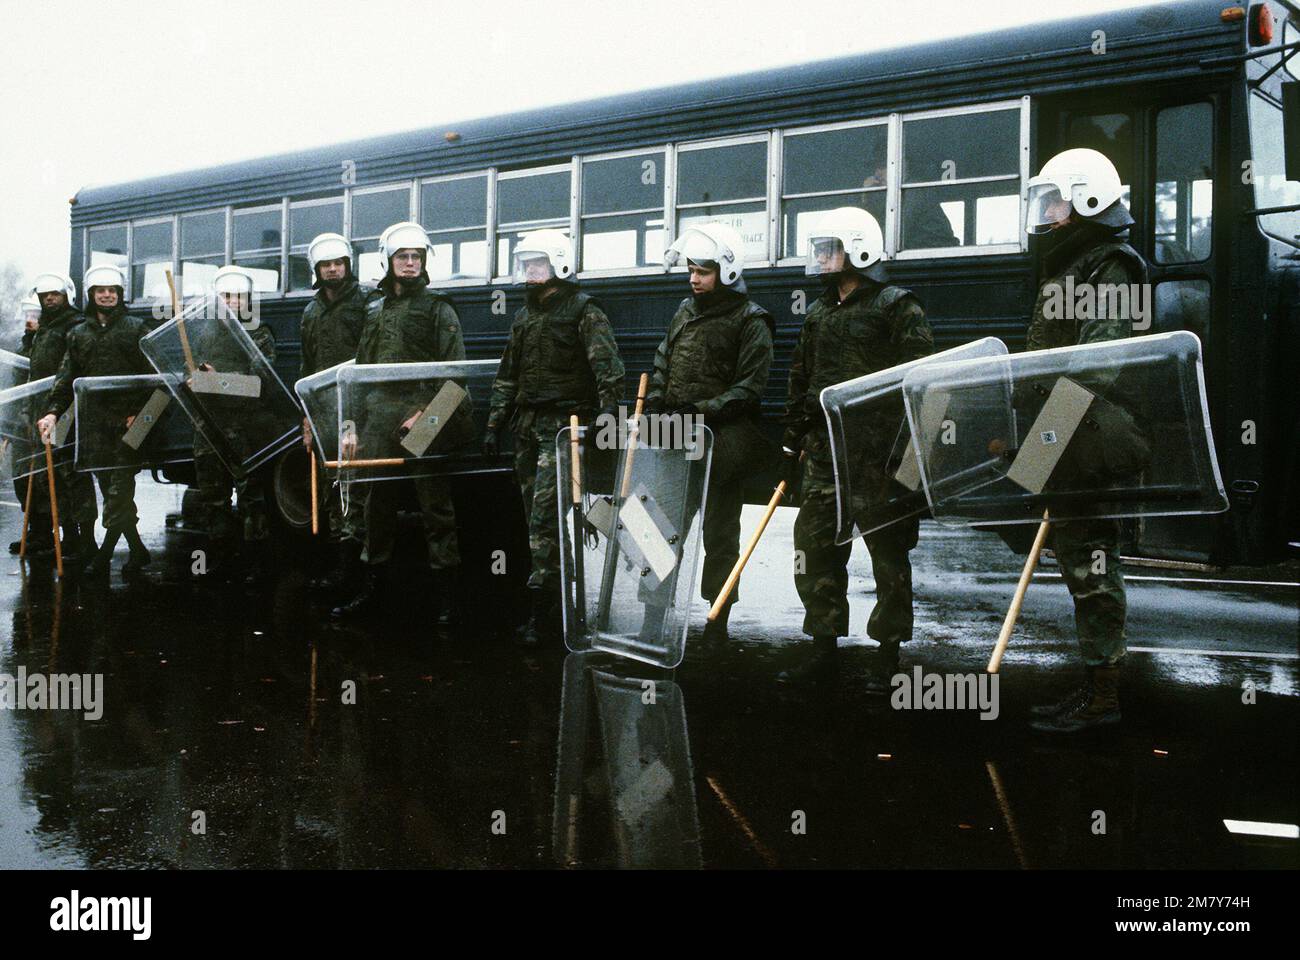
[{"xmin": 72, "ymin": 0, "xmax": 1241, "ymax": 223}]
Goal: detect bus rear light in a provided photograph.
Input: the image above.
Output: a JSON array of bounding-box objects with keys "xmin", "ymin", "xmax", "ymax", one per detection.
[
  {"xmin": 1220, "ymin": 6, "xmax": 1246, "ymax": 22},
  {"xmin": 1248, "ymin": 3, "xmax": 1275, "ymax": 45}
]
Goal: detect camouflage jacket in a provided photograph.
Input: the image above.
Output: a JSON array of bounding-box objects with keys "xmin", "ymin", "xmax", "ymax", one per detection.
[
  {"xmin": 487, "ymin": 285, "xmax": 624, "ymax": 432},
  {"xmin": 27, "ymin": 304, "xmax": 82, "ymax": 382},
  {"xmin": 299, "ymin": 280, "xmax": 374, "ymax": 380},
  {"xmin": 783, "ymin": 279, "xmax": 933, "ymax": 452},
  {"xmin": 356, "ymin": 286, "xmax": 464, "ymax": 366},
  {"xmin": 1027, "ymin": 223, "xmax": 1148, "ymax": 350},
  {"xmin": 45, "ymin": 306, "xmax": 152, "ymax": 417}
]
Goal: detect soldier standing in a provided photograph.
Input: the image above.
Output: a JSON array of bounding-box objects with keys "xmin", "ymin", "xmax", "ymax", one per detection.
[
  {"xmin": 299, "ymin": 232, "xmax": 373, "ymax": 594},
  {"xmin": 191, "ymin": 266, "xmax": 277, "ymax": 584},
  {"xmin": 332, "ymin": 221, "xmax": 464, "ymax": 624},
  {"xmin": 37, "ymin": 264, "xmax": 152, "ymax": 577},
  {"xmin": 782, "ymin": 208, "xmax": 933, "ymax": 687},
  {"xmin": 18, "ymin": 273, "xmax": 98, "ymax": 561},
  {"xmin": 647, "ymin": 222, "xmax": 773, "ymax": 644},
  {"xmin": 484, "ymin": 229, "xmax": 625, "ymax": 646},
  {"xmin": 1021, "ymin": 148, "xmax": 1147, "ymax": 733}
]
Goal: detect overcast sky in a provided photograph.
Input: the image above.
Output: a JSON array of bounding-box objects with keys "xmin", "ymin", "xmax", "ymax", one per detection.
[{"xmin": 0, "ymin": 0, "xmax": 1161, "ymax": 283}]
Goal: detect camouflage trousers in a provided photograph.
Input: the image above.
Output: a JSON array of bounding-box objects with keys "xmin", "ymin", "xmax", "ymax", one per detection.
[
  {"xmin": 94, "ymin": 468, "xmax": 140, "ymax": 530},
  {"xmin": 193, "ymin": 431, "xmax": 268, "ymax": 543},
  {"xmin": 1048, "ymin": 518, "xmax": 1127, "ymax": 666},
  {"xmin": 316, "ymin": 464, "xmax": 366, "ymax": 545},
  {"xmin": 361, "ymin": 470, "xmax": 460, "ymax": 570},
  {"xmin": 793, "ymin": 455, "xmax": 918, "ymax": 642},
  {"xmin": 27, "ymin": 458, "xmax": 98, "ymax": 532},
  {"xmin": 512, "ymin": 410, "xmax": 570, "ymax": 590}
]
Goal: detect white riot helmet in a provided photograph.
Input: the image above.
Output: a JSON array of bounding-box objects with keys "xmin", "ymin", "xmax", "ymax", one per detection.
[
  {"xmin": 805, "ymin": 207, "xmax": 885, "ymax": 278},
  {"xmin": 1026, "ymin": 148, "xmax": 1126, "ymax": 234},
  {"xmin": 213, "ymin": 265, "xmax": 256, "ymax": 297},
  {"xmin": 308, "ymin": 232, "xmax": 353, "ymax": 283},
  {"xmin": 18, "ymin": 295, "xmax": 40, "ymax": 325},
  {"xmin": 32, "ymin": 272, "xmax": 77, "ymax": 307},
  {"xmin": 378, "ymin": 221, "xmax": 434, "ymax": 279},
  {"xmin": 511, "ymin": 229, "xmax": 574, "ymax": 284},
  {"xmin": 83, "ymin": 263, "xmax": 126, "ymax": 296},
  {"xmin": 664, "ymin": 222, "xmax": 746, "ymax": 287}
]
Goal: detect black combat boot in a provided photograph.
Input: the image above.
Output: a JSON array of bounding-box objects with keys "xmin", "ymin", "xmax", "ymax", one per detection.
[
  {"xmin": 83, "ymin": 527, "xmax": 124, "ymax": 579},
  {"xmin": 863, "ymin": 638, "xmax": 902, "ymax": 696},
  {"xmin": 431, "ymin": 566, "xmax": 461, "ymax": 627},
  {"xmin": 331, "ymin": 564, "xmax": 387, "ymax": 619},
  {"xmin": 16, "ymin": 525, "xmax": 54, "ymax": 558},
  {"xmin": 312, "ymin": 539, "xmax": 362, "ymax": 592},
  {"xmin": 775, "ymin": 634, "xmax": 839, "ymax": 683},
  {"xmin": 1030, "ymin": 665, "xmax": 1121, "ymax": 733},
  {"xmin": 1028, "ymin": 672, "xmax": 1093, "ymax": 719},
  {"xmin": 59, "ymin": 521, "xmax": 85, "ymax": 562},
  {"xmin": 122, "ymin": 525, "xmax": 152, "ymax": 574},
  {"xmin": 700, "ymin": 602, "xmax": 731, "ymax": 650},
  {"xmin": 517, "ymin": 588, "xmax": 545, "ymax": 647}
]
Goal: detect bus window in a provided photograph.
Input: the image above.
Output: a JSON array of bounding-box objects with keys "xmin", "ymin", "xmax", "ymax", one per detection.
[
  {"xmin": 351, "ymin": 186, "xmax": 412, "ymax": 284},
  {"xmin": 580, "ymin": 151, "xmax": 665, "ymax": 271},
  {"xmin": 1155, "ymin": 103, "xmax": 1213, "ymax": 264},
  {"xmin": 420, "ymin": 174, "xmax": 488, "ymax": 282},
  {"xmin": 1064, "ymin": 112, "xmax": 1133, "ymax": 208},
  {"xmin": 86, "ymin": 224, "xmax": 128, "ymax": 279},
  {"xmin": 288, "ymin": 197, "xmax": 343, "ymax": 291},
  {"xmin": 781, "ymin": 122, "xmax": 887, "ymax": 260},
  {"xmin": 131, "ymin": 219, "xmax": 174, "ymax": 302},
  {"xmin": 1248, "ymin": 91, "xmax": 1300, "ymax": 247},
  {"xmin": 233, "ymin": 206, "xmax": 283, "ymax": 293},
  {"xmin": 675, "ymin": 137, "xmax": 768, "ymax": 262},
  {"xmin": 180, "ymin": 212, "xmax": 225, "ymax": 299},
  {"xmin": 1154, "ymin": 279, "xmax": 1210, "ymax": 340},
  {"xmin": 495, "ymin": 166, "xmax": 571, "ymax": 279},
  {"xmin": 899, "ymin": 107, "xmax": 1020, "ymax": 251}
]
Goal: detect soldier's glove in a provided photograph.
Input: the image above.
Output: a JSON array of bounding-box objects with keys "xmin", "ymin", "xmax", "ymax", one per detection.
[
  {"xmin": 482, "ymin": 429, "xmax": 501, "ymax": 458},
  {"xmin": 778, "ymin": 447, "xmax": 802, "ymax": 499}
]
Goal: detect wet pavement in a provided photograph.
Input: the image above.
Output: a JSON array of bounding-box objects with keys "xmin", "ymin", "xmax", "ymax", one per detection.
[{"xmin": 0, "ymin": 478, "xmax": 1295, "ymax": 869}]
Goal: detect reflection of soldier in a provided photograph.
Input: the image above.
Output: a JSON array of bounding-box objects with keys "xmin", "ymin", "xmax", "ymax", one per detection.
[
  {"xmin": 1022, "ymin": 148, "xmax": 1149, "ymax": 733},
  {"xmin": 782, "ymin": 208, "xmax": 933, "ymax": 686},
  {"xmin": 39, "ymin": 264, "xmax": 153, "ymax": 577},
  {"xmin": 298, "ymin": 233, "xmax": 375, "ymax": 595},
  {"xmin": 12, "ymin": 275, "xmax": 97, "ymax": 561},
  {"xmin": 332, "ymin": 221, "xmax": 464, "ymax": 624},
  {"xmin": 485, "ymin": 229, "xmax": 624, "ymax": 647},
  {"xmin": 863, "ymin": 164, "xmax": 958, "ymax": 249},
  {"xmin": 645, "ymin": 222, "xmax": 774, "ymax": 644},
  {"xmin": 192, "ymin": 266, "xmax": 277, "ymax": 584}
]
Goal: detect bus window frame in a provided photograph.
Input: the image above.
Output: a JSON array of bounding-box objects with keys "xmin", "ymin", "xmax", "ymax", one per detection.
[
  {"xmin": 346, "ymin": 181, "xmax": 417, "ymax": 287},
  {"xmin": 492, "ymin": 161, "xmax": 575, "ymax": 284},
  {"xmin": 286, "ymin": 194, "xmax": 346, "ymax": 294},
  {"xmin": 127, "ymin": 214, "xmax": 177, "ymax": 306},
  {"xmin": 417, "ymin": 169, "xmax": 492, "ymax": 287},
  {"xmin": 576, "ymin": 144, "xmax": 671, "ymax": 280},
  {"xmin": 83, "ymin": 221, "xmax": 131, "ymax": 297},
  {"xmin": 670, "ymin": 131, "xmax": 772, "ymax": 271},
  {"xmin": 891, "ymin": 97, "xmax": 1030, "ymax": 261},
  {"xmin": 231, "ymin": 200, "xmax": 287, "ymax": 297},
  {"xmin": 178, "ymin": 207, "xmax": 229, "ymax": 300}
]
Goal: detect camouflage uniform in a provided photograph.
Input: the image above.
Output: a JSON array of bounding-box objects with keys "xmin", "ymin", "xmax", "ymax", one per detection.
[
  {"xmin": 192, "ymin": 320, "xmax": 278, "ymax": 544},
  {"xmin": 646, "ymin": 286, "xmax": 773, "ymax": 609},
  {"xmin": 487, "ymin": 284, "xmax": 624, "ymax": 590},
  {"xmin": 783, "ymin": 279, "xmax": 933, "ymax": 641},
  {"xmin": 23, "ymin": 304, "xmax": 97, "ymax": 535},
  {"xmin": 1026, "ymin": 222, "xmax": 1148, "ymax": 667},
  {"xmin": 299, "ymin": 279, "xmax": 374, "ymax": 545},
  {"xmin": 45, "ymin": 305, "xmax": 153, "ymax": 532},
  {"xmin": 354, "ymin": 285, "xmax": 464, "ymax": 570}
]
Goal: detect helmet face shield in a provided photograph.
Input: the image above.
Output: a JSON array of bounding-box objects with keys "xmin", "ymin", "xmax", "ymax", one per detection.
[
  {"xmin": 806, "ymin": 237, "xmax": 847, "ymax": 277},
  {"xmin": 1026, "ymin": 181, "xmax": 1072, "ymax": 234},
  {"xmin": 511, "ymin": 250, "xmax": 554, "ymax": 285}
]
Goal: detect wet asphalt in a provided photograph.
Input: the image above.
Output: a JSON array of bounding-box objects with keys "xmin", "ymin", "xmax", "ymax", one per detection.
[{"xmin": 0, "ymin": 477, "xmax": 1295, "ymax": 869}]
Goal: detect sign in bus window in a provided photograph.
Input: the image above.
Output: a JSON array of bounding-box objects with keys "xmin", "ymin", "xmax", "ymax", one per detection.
[
  {"xmin": 900, "ymin": 109, "xmax": 1020, "ymax": 251},
  {"xmin": 582, "ymin": 152, "xmax": 665, "ymax": 271},
  {"xmin": 181, "ymin": 211, "xmax": 225, "ymax": 299},
  {"xmin": 781, "ymin": 123, "xmax": 887, "ymax": 259},
  {"xmin": 675, "ymin": 140, "xmax": 768, "ymax": 261},
  {"xmin": 420, "ymin": 175, "xmax": 488, "ymax": 282},
  {"xmin": 1155, "ymin": 103, "xmax": 1212, "ymax": 264},
  {"xmin": 131, "ymin": 220, "xmax": 173, "ymax": 301},
  {"xmin": 289, "ymin": 199, "xmax": 343, "ymax": 291}
]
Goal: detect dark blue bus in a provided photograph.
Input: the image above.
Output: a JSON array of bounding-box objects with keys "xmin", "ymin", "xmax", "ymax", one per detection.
[{"xmin": 68, "ymin": 0, "xmax": 1300, "ymax": 566}]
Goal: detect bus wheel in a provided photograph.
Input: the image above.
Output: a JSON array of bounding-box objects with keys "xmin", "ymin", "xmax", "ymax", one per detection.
[{"xmin": 269, "ymin": 446, "xmax": 314, "ymax": 538}]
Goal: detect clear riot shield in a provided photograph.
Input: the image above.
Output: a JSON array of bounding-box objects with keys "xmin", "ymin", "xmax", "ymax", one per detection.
[
  {"xmin": 902, "ymin": 330, "xmax": 1228, "ymax": 525},
  {"xmin": 139, "ymin": 295, "xmax": 301, "ymax": 478},
  {"xmin": 552, "ymin": 653, "xmax": 701, "ymax": 869},
  {"xmin": 820, "ymin": 336, "xmax": 1008, "ymax": 543},
  {"xmin": 73, "ymin": 375, "xmax": 188, "ymax": 472},
  {"xmin": 333, "ymin": 359, "xmax": 496, "ymax": 484},
  {"xmin": 0, "ymin": 376, "xmax": 75, "ymax": 482},
  {"xmin": 0, "ymin": 349, "xmax": 30, "ymax": 393},
  {"xmin": 294, "ymin": 360, "xmax": 352, "ymax": 467},
  {"xmin": 557, "ymin": 417, "xmax": 713, "ymax": 669}
]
